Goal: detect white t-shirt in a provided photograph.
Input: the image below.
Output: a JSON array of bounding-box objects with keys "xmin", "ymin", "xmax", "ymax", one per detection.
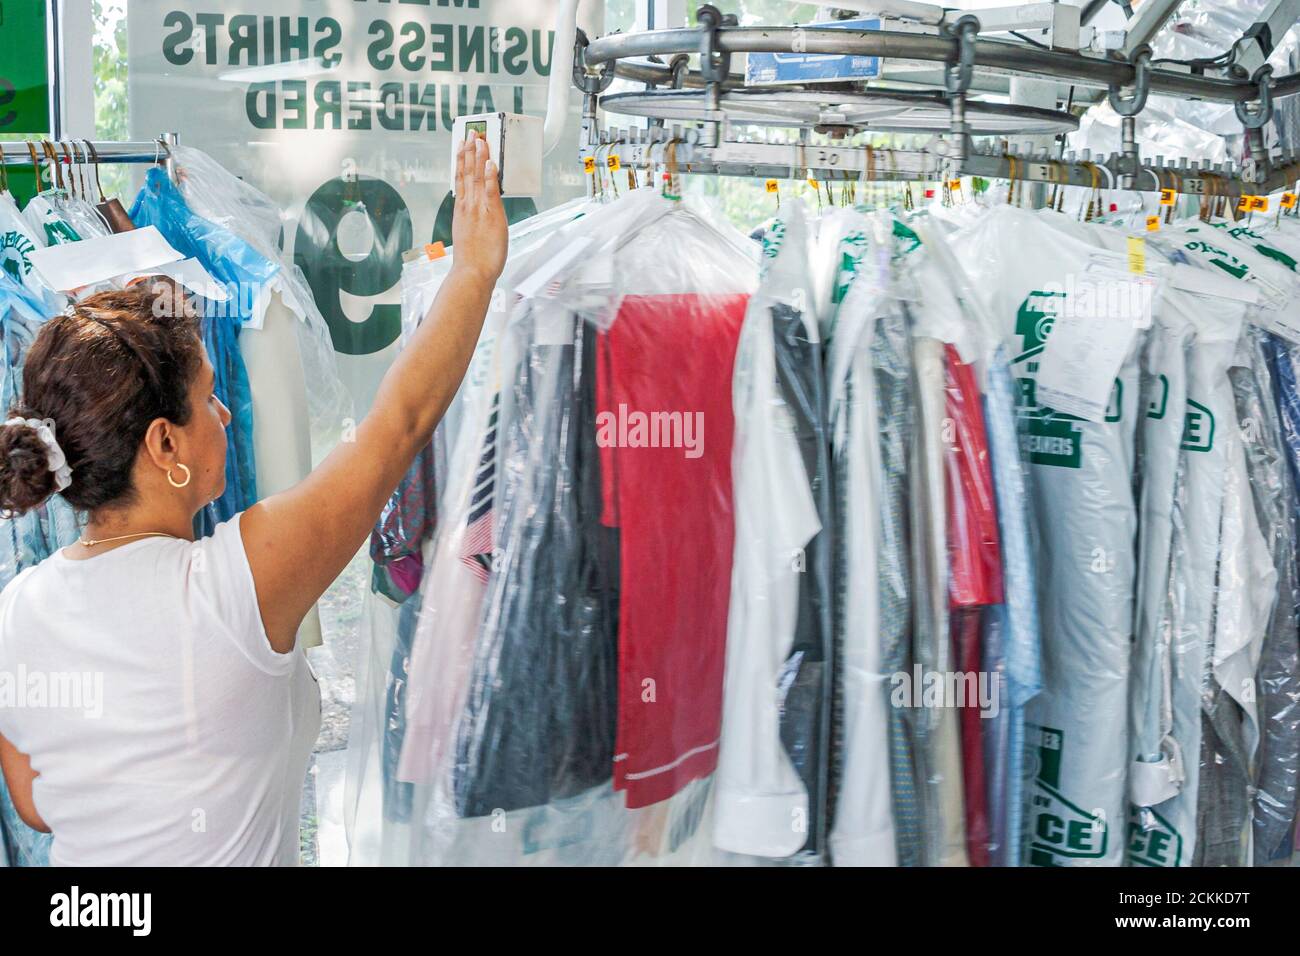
[{"xmin": 0, "ymin": 514, "xmax": 320, "ymax": 866}]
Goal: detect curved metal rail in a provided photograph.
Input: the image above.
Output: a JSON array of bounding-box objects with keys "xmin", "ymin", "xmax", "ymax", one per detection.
[{"xmin": 582, "ymin": 26, "xmax": 1271, "ymax": 103}]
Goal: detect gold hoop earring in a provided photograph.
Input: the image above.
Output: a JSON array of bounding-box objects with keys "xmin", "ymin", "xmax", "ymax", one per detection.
[{"xmin": 167, "ymin": 464, "xmax": 192, "ymax": 489}]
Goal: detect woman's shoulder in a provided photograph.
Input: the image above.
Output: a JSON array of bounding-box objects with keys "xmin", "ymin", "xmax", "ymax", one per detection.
[{"xmin": 0, "ymin": 563, "xmax": 43, "ymax": 615}]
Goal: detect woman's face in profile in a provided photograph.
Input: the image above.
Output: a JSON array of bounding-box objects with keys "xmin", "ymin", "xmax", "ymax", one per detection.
[{"xmin": 180, "ymin": 348, "xmax": 232, "ymax": 506}]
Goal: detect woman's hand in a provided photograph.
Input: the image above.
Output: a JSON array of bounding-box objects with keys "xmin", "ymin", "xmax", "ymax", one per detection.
[
  {"xmin": 451, "ymin": 133, "xmax": 509, "ymax": 286},
  {"xmin": 242, "ymin": 132, "xmax": 511, "ymax": 651}
]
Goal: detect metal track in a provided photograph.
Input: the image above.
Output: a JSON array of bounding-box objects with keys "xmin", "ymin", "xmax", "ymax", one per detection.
[{"xmin": 582, "ymin": 25, "xmax": 1273, "ymax": 102}]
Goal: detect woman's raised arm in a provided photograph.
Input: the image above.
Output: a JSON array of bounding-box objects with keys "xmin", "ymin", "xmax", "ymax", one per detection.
[{"xmin": 240, "ymin": 134, "xmax": 508, "ymax": 651}]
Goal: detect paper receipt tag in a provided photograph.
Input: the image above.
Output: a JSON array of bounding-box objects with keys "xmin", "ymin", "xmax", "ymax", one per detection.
[
  {"xmin": 1085, "ymin": 261, "xmax": 1161, "ymax": 330},
  {"xmin": 1127, "ymin": 236, "xmax": 1146, "ymax": 274},
  {"xmin": 1035, "ymin": 287, "xmax": 1140, "ymax": 423}
]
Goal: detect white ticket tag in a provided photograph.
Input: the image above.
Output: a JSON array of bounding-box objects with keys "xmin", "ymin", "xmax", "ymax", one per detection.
[
  {"xmin": 1036, "ymin": 282, "xmax": 1139, "ymax": 423},
  {"xmin": 29, "ymin": 226, "xmax": 183, "ymax": 292}
]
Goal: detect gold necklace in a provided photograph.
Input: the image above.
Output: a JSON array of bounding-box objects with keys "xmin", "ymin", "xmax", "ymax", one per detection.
[{"xmin": 78, "ymin": 531, "xmax": 180, "ymax": 548}]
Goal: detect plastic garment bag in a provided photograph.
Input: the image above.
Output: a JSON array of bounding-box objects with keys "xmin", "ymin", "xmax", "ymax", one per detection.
[
  {"xmin": 169, "ymin": 145, "xmax": 351, "ymax": 461},
  {"xmin": 909, "ymin": 334, "xmax": 967, "ymax": 865},
  {"xmin": 954, "ymin": 206, "xmax": 1139, "ymax": 867},
  {"xmin": 918, "ymin": 217, "xmax": 1044, "ymax": 867},
  {"xmin": 0, "ymin": 272, "xmax": 81, "ymax": 586},
  {"xmin": 22, "ymin": 194, "xmax": 85, "ymax": 246},
  {"xmin": 1140, "ymin": 289, "xmax": 1244, "ymax": 866},
  {"xmin": 1127, "ymin": 303, "xmax": 1193, "ymax": 866},
  {"xmin": 822, "ymin": 210, "xmax": 900, "ymax": 866},
  {"xmin": 0, "ymin": 191, "xmax": 45, "ymax": 283},
  {"xmin": 1233, "ymin": 330, "xmax": 1300, "ymax": 866},
  {"xmin": 0, "ymin": 272, "xmax": 78, "ymax": 868},
  {"xmin": 1195, "ymin": 335, "xmax": 1278, "ymax": 866},
  {"xmin": 130, "ymin": 167, "xmax": 260, "ymax": 532},
  {"xmin": 715, "ymin": 201, "xmax": 832, "ymax": 862},
  {"xmin": 982, "ymin": 349, "xmax": 1043, "ymax": 867},
  {"xmin": 943, "ymin": 347, "xmax": 1003, "ymax": 868},
  {"xmin": 379, "ymin": 188, "xmax": 763, "ymax": 865}
]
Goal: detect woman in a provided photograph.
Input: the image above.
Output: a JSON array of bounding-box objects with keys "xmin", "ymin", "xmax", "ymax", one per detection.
[{"xmin": 0, "ymin": 137, "xmax": 507, "ymax": 865}]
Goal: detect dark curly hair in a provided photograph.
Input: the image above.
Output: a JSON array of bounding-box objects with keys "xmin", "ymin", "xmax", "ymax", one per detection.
[{"xmin": 0, "ymin": 282, "xmax": 204, "ymax": 515}]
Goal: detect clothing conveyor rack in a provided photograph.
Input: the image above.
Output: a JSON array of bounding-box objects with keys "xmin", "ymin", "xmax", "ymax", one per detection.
[
  {"xmin": 569, "ymin": 5, "xmax": 1300, "ymax": 199},
  {"xmin": 0, "ymin": 135, "xmax": 180, "ymax": 186}
]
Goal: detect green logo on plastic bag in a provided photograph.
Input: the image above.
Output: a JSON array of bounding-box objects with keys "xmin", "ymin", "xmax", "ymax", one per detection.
[
  {"xmin": 1027, "ymin": 724, "xmax": 1110, "ymax": 866},
  {"xmin": 1011, "ymin": 291, "xmax": 1123, "ymax": 469},
  {"xmin": 1181, "ymin": 398, "xmax": 1215, "ymax": 452},
  {"xmin": 1127, "ymin": 805, "xmax": 1184, "ymax": 867}
]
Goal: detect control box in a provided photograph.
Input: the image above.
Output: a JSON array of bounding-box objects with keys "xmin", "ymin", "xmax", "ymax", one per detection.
[{"xmin": 450, "ymin": 112, "xmax": 544, "ymax": 198}]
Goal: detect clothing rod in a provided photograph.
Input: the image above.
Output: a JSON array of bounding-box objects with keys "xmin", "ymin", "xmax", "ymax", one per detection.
[
  {"xmin": 584, "ymin": 137, "xmax": 1300, "ymax": 197},
  {"xmin": 0, "ymin": 139, "xmax": 173, "ymax": 168},
  {"xmin": 581, "ymin": 26, "xmax": 1268, "ymax": 103}
]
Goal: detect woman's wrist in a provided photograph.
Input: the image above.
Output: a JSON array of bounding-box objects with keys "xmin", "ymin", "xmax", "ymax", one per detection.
[{"xmin": 448, "ymin": 259, "xmax": 501, "ymax": 292}]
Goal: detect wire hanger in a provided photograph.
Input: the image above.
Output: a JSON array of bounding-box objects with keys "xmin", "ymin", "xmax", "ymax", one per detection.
[
  {"xmin": 41, "ymin": 141, "xmax": 63, "ymax": 193},
  {"xmin": 85, "ymin": 140, "xmax": 107, "ymax": 203}
]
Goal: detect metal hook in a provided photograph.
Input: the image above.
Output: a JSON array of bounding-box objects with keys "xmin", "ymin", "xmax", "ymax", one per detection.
[
  {"xmin": 58, "ymin": 142, "xmax": 76, "ymax": 199},
  {"xmin": 944, "ymin": 15, "xmax": 980, "ymax": 96},
  {"xmin": 1235, "ymin": 65, "xmax": 1274, "ymax": 129},
  {"xmin": 85, "ymin": 140, "xmax": 107, "ymax": 203},
  {"xmin": 1108, "ymin": 45, "xmax": 1152, "ymax": 116},
  {"xmin": 667, "ymin": 54, "xmax": 690, "ymax": 90},
  {"xmin": 67, "ymin": 141, "xmax": 85, "ymax": 198},
  {"xmin": 571, "ymin": 28, "xmax": 614, "ymax": 95},
  {"xmin": 41, "ymin": 140, "xmax": 63, "ymax": 192}
]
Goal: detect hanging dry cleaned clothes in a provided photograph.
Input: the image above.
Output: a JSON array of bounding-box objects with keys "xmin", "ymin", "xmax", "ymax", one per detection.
[{"xmin": 598, "ymin": 292, "xmax": 748, "ymax": 809}]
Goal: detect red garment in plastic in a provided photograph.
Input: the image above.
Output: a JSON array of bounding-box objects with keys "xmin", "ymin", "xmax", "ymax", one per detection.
[
  {"xmin": 953, "ymin": 609, "xmax": 990, "ymax": 866},
  {"xmin": 943, "ymin": 345, "xmax": 1003, "ymax": 867},
  {"xmin": 597, "ymin": 292, "xmax": 748, "ymax": 809},
  {"xmin": 944, "ymin": 345, "xmax": 1004, "ymax": 608}
]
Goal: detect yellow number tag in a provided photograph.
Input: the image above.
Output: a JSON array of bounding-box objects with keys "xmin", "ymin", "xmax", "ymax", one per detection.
[
  {"xmin": 765, "ymin": 179, "xmax": 779, "ymax": 194},
  {"xmin": 1239, "ymin": 195, "xmax": 1252, "ymax": 211},
  {"xmin": 606, "ymin": 154, "xmax": 621, "ymax": 172},
  {"xmin": 1251, "ymin": 196, "xmax": 1269, "ymax": 211},
  {"xmin": 946, "ymin": 179, "xmax": 962, "ymax": 191},
  {"xmin": 1159, "ymin": 188, "xmax": 1176, "ymax": 206},
  {"xmin": 1146, "ymin": 216, "xmax": 1160, "ymax": 232},
  {"xmin": 1127, "ymin": 236, "xmax": 1146, "ymax": 274},
  {"xmin": 1282, "ymin": 192, "xmax": 1298, "ymax": 209},
  {"xmin": 582, "ymin": 157, "xmax": 596, "ymax": 174}
]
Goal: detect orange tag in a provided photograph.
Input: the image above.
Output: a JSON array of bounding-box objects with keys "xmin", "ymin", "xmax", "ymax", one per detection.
[
  {"xmin": 1282, "ymin": 192, "xmax": 1298, "ymax": 209},
  {"xmin": 947, "ymin": 179, "xmax": 962, "ymax": 191},
  {"xmin": 1159, "ymin": 188, "xmax": 1176, "ymax": 206},
  {"xmin": 1251, "ymin": 196, "xmax": 1269, "ymax": 211},
  {"xmin": 606, "ymin": 154, "xmax": 621, "ymax": 172},
  {"xmin": 765, "ymin": 179, "xmax": 779, "ymax": 193},
  {"xmin": 1145, "ymin": 216, "xmax": 1160, "ymax": 232},
  {"xmin": 582, "ymin": 156, "xmax": 596, "ymax": 174},
  {"xmin": 424, "ymin": 242, "xmax": 446, "ymax": 261},
  {"xmin": 1239, "ymin": 195, "xmax": 1252, "ymax": 211}
]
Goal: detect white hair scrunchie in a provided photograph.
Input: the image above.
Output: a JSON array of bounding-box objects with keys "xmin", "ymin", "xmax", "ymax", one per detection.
[{"xmin": 4, "ymin": 418, "xmax": 73, "ymax": 494}]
